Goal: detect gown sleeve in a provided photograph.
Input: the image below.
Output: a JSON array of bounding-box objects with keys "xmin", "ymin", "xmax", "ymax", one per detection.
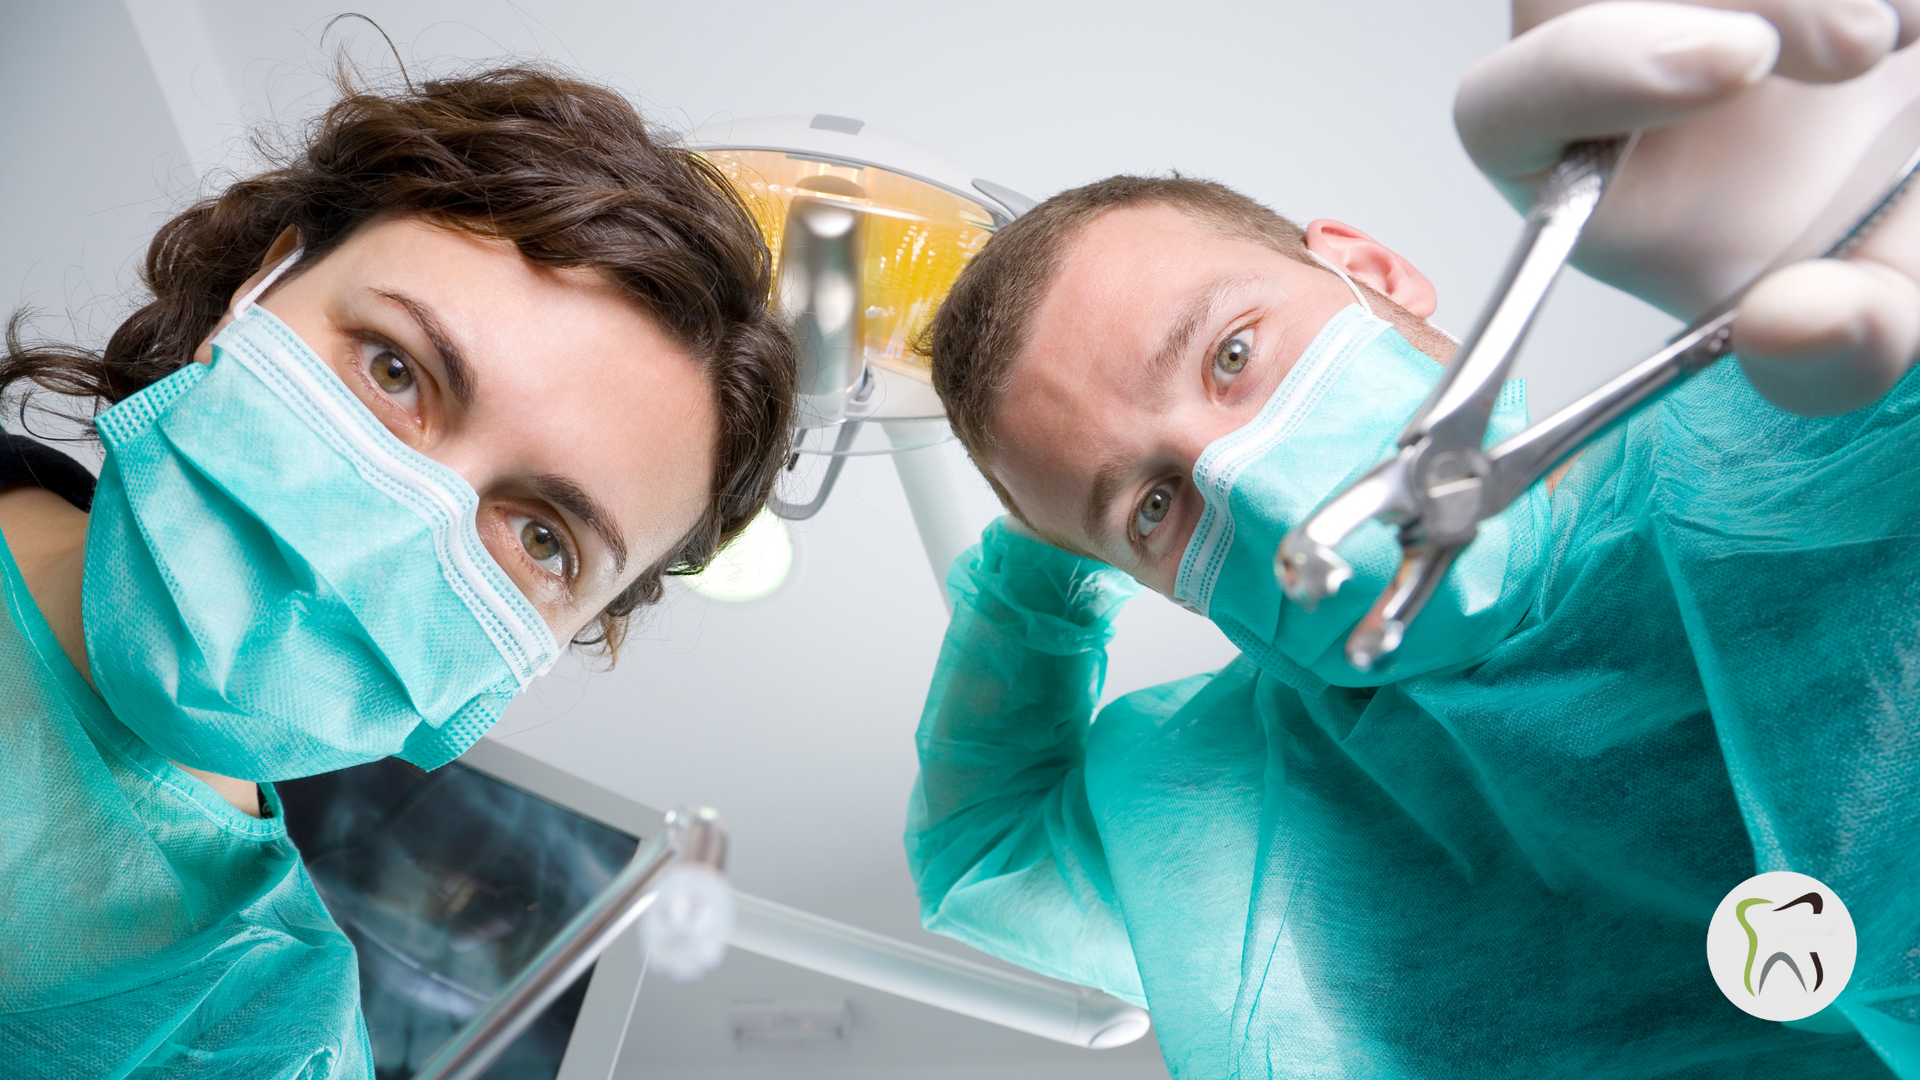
[{"xmin": 904, "ymin": 518, "xmax": 1150, "ymax": 1004}]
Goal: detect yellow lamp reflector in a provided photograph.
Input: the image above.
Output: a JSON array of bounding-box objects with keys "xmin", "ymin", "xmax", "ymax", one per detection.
[
  {"xmin": 700, "ymin": 148, "xmax": 998, "ymax": 384},
  {"xmin": 684, "ymin": 509, "xmax": 795, "ymax": 603}
]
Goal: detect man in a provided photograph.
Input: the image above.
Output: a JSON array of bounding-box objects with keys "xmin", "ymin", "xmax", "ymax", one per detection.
[{"xmin": 904, "ymin": 3, "xmax": 1920, "ymax": 1077}]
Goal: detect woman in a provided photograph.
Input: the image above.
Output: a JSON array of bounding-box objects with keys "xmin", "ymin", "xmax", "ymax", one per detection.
[{"xmin": 0, "ymin": 66, "xmax": 794, "ymax": 1076}]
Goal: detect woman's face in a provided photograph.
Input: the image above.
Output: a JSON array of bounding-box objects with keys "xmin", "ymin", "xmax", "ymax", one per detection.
[{"xmin": 193, "ymin": 216, "xmax": 719, "ymax": 644}]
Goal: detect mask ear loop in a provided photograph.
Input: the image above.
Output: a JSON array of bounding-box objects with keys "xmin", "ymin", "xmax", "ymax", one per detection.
[
  {"xmin": 230, "ymin": 246, "xmax": 306, "ymax": 319},
  {"xmin": 1306, "ymin": 250, "xmax": 1376, "ymax": 318},
  {"xmin": 1306, "ymin": 249, "xmax": 1463, "ymax": 345}
]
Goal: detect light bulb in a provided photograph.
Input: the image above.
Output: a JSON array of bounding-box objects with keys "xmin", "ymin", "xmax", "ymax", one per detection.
[
  {"xmin": 640, "ymin": 864, "xmax": 735, "ymax": 983},
  {"xmin": 684, "ymin": 509, "xmax": 794, "ymax": 603}
]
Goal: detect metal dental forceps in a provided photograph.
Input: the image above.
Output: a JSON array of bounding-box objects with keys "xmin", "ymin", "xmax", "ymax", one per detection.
[{"xmin": 1279, "ymin": 105, "xmax": 1920, "ymax": 672}]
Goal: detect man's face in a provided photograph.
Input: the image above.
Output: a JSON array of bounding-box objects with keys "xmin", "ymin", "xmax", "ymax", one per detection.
[{"xmin": 990, "ymin": 204, "xmax": 1391, "ymax": 596}]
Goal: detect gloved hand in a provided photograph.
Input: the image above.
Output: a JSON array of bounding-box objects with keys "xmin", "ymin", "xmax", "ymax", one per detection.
[{"xmin": 1456, "ymin": 0, "xmax": 1920, "ymax": 414}]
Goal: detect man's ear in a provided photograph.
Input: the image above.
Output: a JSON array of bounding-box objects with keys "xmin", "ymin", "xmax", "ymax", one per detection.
[{"xmin": 1304, "ymin": 219, "xmax": 1439, "ymax": 319}]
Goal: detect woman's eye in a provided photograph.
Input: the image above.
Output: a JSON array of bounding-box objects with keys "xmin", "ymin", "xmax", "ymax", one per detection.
[
  {"xmin": 1214, "ymin": 331, "xmax": 1253, "ymax": 390},
  {"xmin": 514, "ymin": 517, "xmax": 568, "ymax": 577},
  {"xmin": 1135, "ymin": 482, "xmax": 1175, "ymax": 539},
  {"xmin": 362, "ymin": 342, "xmax": 417, "ymax": 400}
]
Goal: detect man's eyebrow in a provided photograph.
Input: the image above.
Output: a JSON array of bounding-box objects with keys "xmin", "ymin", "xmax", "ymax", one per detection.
[
  {"xmin": 1082, "ymin": 273, "xmax": 1265, "ymax": 547},
  {"xmin": 533, "ymin": 473, "xmax": 628, "ymax": 575},
  {"xmin": 374, "ymin": 289, "xmax": 476, "ymax": 406},
  {"xmin": 1082, "ymin": 452, "xmax": 1134, "ymax": 548},
  {"xmin": 1140, "ymin": 272, "xmax": 1263, "ymax": 392}
]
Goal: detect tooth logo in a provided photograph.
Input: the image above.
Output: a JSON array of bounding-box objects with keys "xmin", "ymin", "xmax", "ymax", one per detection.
[{"xmin": 1706, "ymin": 871, "xmax": 1856, "ymax": 1022}]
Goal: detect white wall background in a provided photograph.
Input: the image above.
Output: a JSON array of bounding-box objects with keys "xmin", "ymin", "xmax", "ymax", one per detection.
[{"xmin": 1, "ymin": 2, "xmax": 1682, "ymax": 1077}]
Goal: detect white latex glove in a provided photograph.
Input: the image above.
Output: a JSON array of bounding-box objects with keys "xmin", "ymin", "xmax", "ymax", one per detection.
[{"xmin": 1457, "ymin": 0, "xmax": 1920, "ymax": 414}]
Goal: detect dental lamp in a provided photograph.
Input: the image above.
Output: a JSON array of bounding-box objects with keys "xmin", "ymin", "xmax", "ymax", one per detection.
[{"xmin": 690, "ymin": 116, "xmax": 1033, "ymax": 603}]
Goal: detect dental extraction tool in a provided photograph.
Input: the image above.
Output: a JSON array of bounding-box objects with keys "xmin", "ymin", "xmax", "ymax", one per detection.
[{"xmin": 1278, "ymin": 102, "xmax": 1920, "ymax": 672}]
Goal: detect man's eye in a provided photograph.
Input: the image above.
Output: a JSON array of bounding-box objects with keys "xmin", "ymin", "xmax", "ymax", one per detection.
[
  {"xmin": 515, "ymin": 517, "xmax": 568, "ymax": 577},
  {"xmin": 1135, "ymin": 482, "xmax": 1175, "ymax": 539},
  {"xmin": 363, "ymin": 342, "xmax": 416, "ymax": 398},
  {"xmin": 1214, "ymin": 331, "xmax": 1253, "ymax": 390}
]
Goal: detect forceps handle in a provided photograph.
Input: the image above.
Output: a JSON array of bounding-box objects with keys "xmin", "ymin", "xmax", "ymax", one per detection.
[
  {"xmin": 1407, "ymin": 136, "xmax": 1631, "ymax": 453},
  {"xmin": 1480, "ymin": 312, "xmax": 1736, "ymax": 509},
  {"xmin": 1478, "ymin": 108, "xmax": 1920, "ymax": 513},
  {"xmin": 1278, "ymin": 136, "xmax": 1632, "ymax": 608},
  {"xmin": 1340, "ymin": 312, "xmax": 1726, "ymax": 672}
]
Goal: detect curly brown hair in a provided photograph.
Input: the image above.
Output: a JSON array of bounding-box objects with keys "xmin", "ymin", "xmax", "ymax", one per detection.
[{"xmin": 3, "ymin": 64, "xmax": 795, "ymax": 654}]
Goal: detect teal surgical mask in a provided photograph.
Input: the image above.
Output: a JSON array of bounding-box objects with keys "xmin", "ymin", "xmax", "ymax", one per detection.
[
  {"xmin": 82, "ymin": 252, "xmax": 560, "ymax": 781},
  {"xmin": 1174, "ymin": 304, "xmax": 1549, "ymax": 689}
]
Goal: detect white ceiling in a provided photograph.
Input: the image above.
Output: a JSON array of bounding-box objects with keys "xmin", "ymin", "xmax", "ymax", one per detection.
[{"xmin": 1, "ymin": 0, "xmax": 1682, "ymax": 1074}]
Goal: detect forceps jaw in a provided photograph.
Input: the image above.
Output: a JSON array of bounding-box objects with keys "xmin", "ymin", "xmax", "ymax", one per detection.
[
  {"xmin": 1276, "ymin": 138, "xmax": 1630, "ymax": 632},
  {"xmin": 1277, "ymin": 448, "xmax": 1421, "ymax": 611},
  {"xmin": 1276, "ymin": 439, "xmax": 1490, "ymax": 623},
  {"xmin": 1337, "ymin": 442, "xmax": 1486, "ymax": 671},
  {"xmin": 1403, "ymin": 442, "xmax": 1491, "ymax": 549},
  {"xmin": 1346, "ymin": 540, "xmax": 1462, "ymax": 671},
  {"xmin": 1282, "ymin": 94, "xmax": 1920, "ymax": 674}
]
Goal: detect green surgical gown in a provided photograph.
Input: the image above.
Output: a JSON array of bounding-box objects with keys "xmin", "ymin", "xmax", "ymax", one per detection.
[
  {"xmin": 908, "ymin": 360, "xmax": 1920, "ymax": 1078},
  {"xmin": 0, "ymin": 526, "xmax": 373, "ymax": 1077}
]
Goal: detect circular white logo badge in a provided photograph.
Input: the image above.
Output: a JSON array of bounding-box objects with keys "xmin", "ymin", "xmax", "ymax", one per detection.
[{"xmin": 1706, "ymin": 871, "xmax": 1856, "ymax": 1021}]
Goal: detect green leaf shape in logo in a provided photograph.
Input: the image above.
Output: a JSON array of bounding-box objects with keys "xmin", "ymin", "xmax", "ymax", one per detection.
[{"xmin": 1737, "ymin": 897, "xmax": 1773, "ymax": 996}]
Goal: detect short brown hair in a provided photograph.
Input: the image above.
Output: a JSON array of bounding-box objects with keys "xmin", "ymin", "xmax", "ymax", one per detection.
[
  {"xmin": 3, "ymin": 65, "xmax": 795, "ymax": 653},
  {"xmin": 926, "ymin": 174, "xmax": 1317, "ymax": 515}
]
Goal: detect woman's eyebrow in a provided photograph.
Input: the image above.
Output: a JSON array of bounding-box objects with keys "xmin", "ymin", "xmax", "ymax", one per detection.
[
  {"xmin": 532, "ymin": 473, "xmax": 628, "ymax": 574},
  {"xmin": 373, "ymin": 289, "xmax": 476, "ymax": 405}
]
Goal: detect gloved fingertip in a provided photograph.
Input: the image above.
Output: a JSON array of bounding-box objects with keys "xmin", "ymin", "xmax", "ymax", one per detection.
[
  {"xmin": 1456, "ymin": 3, "xmax": 1783, "ymax": 184},
  {"xmin": 1734, "ymin": 260, "xmax": 1920, "ymax": 415},
  {"xmin": 1885, "ymin": 0, "xmax": 1920, "ymax": 48},
  {"xmin": 1649, "ymin": 10, "xmax": 1780, "ymax": 93},
  {"xmin": 1737, "ymin": 351, "xmax": 1914, "ymax": 415},
  {"xmin": 1767, "ymin": 0, "xmax": 1900, "ymax": 82}
]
